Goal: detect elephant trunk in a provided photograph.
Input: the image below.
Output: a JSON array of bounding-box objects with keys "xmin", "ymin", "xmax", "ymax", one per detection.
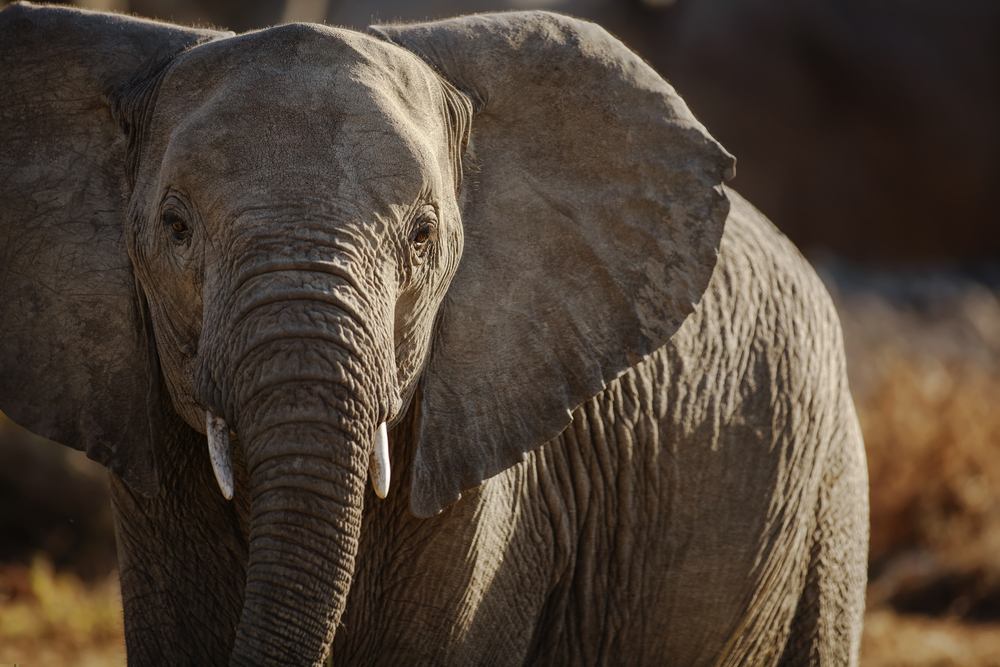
[
  {"xmin": 207, "ymin": 260, "xmax": 396, "ymax": 666},
  {"xmin": 231, "ymin": 419, "xmax": 367, "ymax": 666}
]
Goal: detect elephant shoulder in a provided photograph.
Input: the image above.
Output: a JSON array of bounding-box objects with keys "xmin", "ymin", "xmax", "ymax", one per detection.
[
  {"xmin": 718, "ymin": 187, "xmax": 840, "ymax": 330},
  {"xmin": 664, "ymin": 187, "xmax": 853, "ymax": 445},
  {"xmin": 697, "ymin": 186, "xmax": 845, "ymax": 372}
]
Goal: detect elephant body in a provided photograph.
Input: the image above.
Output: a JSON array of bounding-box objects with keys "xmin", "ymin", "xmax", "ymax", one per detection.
[
  {"xmin": 0, "ymin": 4, "xmax": 867, "ymax": 665},
  {"xmin": 106, "ymin": 191, "xmax": 868, "ymax": 665},
  {"xmin": 339, "ymin": 191, "xmax": 868, "ymax": 666}
]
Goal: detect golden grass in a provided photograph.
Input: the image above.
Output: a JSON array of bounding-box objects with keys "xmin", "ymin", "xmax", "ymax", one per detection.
[
  {"xmin": 852, "ymin": 306, "xmax": 1000, "ymax": 665},
  {"xmin": 0, "ymin": 557, "xmax": 125, "ymax": 666},
  {"xmin": 861, "ymin": 356, "xmax": 1000, "ymax": 569},
  {"xmin": 861, "ymin": 610, "xmax": 1000, "ymax": 667}
]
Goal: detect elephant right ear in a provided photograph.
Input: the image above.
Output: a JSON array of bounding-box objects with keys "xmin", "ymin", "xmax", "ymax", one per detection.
[
  {"xmin": 373, "ymin": 12, "xmax": 735, "ymax": 517},
  {"xmin": 0, "ymin": 3, "xmax": 229, "ymax": 495}
]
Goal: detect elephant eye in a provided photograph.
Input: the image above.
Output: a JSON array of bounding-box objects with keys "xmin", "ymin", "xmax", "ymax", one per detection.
[
  {"xmin": 163, "ymin": 210, "xmax": 192, "ymax": 245},
  {"xmin": 411, "ymin": 210, "xmax": 437, "ymax": 256},
  {"xmin": 413, "ymin": 226, "xmax": 432, "ymax": 247}
]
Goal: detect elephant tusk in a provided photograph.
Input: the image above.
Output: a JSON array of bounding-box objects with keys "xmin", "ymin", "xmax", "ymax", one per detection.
[
  {"xmin": 369, "ymin": 421, "xmax": 391, "ymax": 499},
  {"xmin": 206, "ymin": 411, "xmax": 234, "ymax": 501}
]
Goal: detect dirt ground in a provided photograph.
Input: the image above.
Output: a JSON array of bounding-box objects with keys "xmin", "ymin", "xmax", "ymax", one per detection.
[{"xmin": 4, "ymin": 260, "xmax": 1000, "ymax": 663}]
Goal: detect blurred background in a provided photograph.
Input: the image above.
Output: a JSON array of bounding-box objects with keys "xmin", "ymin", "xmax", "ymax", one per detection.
[{"xmin": 2, "ymin": 0, "xmax": 999, "ymax": 664}]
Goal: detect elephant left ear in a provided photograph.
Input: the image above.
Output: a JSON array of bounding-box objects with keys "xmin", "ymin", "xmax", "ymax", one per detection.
[
  {"xmin": 371, "ymin": 12, "xmax": 735, "ymax": 517},
  {"xmin": 0, "ymin": 4, "xmax": 229, "ymax": 495}
]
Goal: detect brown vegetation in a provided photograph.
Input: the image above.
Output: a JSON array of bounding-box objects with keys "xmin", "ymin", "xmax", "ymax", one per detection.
[
  {"xmin": 0, "ymin": 556, "xmax": 124, "ymax": 665},
  {"xmin": 831, "ymin": 263, "xmax": 1000, "ymax": 665},
  {"xmin": 857, "ymin": 356, "xmax": 1000, "ymax": 666}
]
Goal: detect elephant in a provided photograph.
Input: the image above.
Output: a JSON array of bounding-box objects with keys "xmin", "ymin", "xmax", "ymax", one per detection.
[{"xmin": 0, "ymin": 3, "xmax": 869, "ymax": 666}]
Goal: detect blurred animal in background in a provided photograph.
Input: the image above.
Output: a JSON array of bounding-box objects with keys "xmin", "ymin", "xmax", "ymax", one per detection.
[{"xmin": 0, "ymin": 3, "xmax": 868, "ymax": 665}]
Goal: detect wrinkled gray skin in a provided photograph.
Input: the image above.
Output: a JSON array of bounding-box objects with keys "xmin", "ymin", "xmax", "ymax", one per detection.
[{"xmin": 0, "ymin": 3, "xmax": 868, "ymax": 666}]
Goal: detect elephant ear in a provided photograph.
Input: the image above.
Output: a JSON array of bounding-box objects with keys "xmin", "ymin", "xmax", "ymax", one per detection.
[
  {"xmin": 0, "ymin": 3, "xmax": 228, "ymax": 495},
  {"xmin": 372, "ymin": 11, "xmax": 735, "ymax": 517}
]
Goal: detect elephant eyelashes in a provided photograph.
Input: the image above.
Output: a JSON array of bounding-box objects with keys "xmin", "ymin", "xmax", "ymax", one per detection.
[{"xmin": 163, "ymin": 210, "xmax": 192, "ymax": 245}]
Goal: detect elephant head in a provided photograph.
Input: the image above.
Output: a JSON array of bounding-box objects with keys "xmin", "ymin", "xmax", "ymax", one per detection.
[{"xmin": 0, "ymin": 4, "xmax": 733, "ymax": 665}]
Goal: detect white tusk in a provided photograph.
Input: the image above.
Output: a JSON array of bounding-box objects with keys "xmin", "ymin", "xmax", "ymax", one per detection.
[
  {"xmin": 206, "ymin": 411, "xmax": 234, "ymax": 501},
  {"xmin": 369, "ymin": 421, "xmax": 391, "ymax": 499}
]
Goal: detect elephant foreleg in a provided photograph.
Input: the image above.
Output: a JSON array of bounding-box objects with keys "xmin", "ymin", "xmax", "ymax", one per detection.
[
  {"xmin": 778, "ymin": 413, "xmax": 868, "ymax": 667},
  {"xmin": 109, "ymin": 404, "xmax": 250, "ymax": 666}
]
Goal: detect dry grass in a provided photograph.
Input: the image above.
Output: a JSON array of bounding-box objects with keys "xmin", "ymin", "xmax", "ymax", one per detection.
[
  {"xmin": 856, "ymin": 356, "xmax": 1000, "ymax": 666},
  {"xmin": 831, "ymin": 266, "xmax": 1000, "ymax": 666},
  {"xmin": 862, "ymin": 357, "xmax": 1000, "ymax": 572},
  {"xmin": 861, "ymin": 610, "xmax": 1000, "ymax": 667},
  {"xmin": 0, "ymin": 556, "xmax": 125, "ymax": 666}
]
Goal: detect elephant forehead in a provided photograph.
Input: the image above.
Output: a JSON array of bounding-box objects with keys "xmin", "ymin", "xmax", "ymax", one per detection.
[
  {"xmin": 163, "ymin": 22, "xmax": 445, "ymax": 116},
  {"xmin": 149, "ymin": 24, "xmax": 450, "ymax": 198}
]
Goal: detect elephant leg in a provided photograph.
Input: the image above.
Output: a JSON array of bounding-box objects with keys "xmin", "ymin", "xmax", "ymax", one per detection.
[
  {"xmin": 109, "ymin": 400, "xmax": 250, "ymax": 666},
  {"xmin": 778, "ymin": 419, "xmax": 868, "ymax": 667}
]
